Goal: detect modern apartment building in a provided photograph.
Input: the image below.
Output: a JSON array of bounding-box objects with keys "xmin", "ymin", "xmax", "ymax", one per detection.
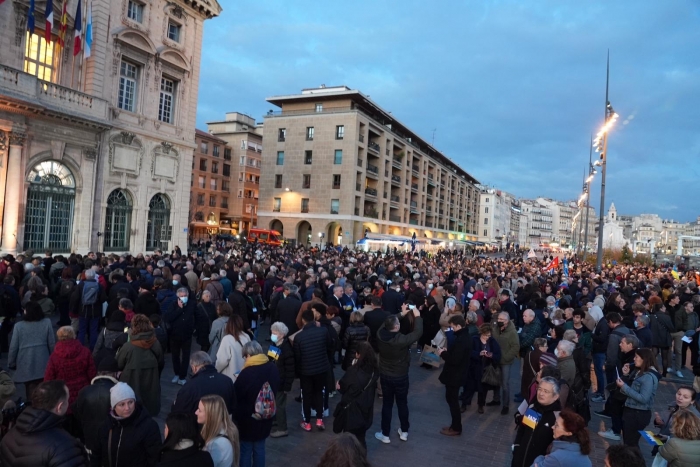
[
  {"xmin": 477, "ymin": 186, "xmax": 517, "ymax": 247},
  {"xmin": 519, "ymin": 200, "xmax": 553, "ymax": 248},
  {"xmin": 207, "ymin": 112, "xmax": 263, "ymax": 235},
  {"xmin": 0, "ymin": 0, "xmax": 221, "ymax": 254},
  {"xmin": 536, "ymin": 198, "xmax": 595, "ymax": 250},
  {"xmin": 258, "ymin": 86, "xmax": 479, "ymax": 246},
  {"xmin": 189, "ymin": 130, "xmax": 232, "ymax": 240}
]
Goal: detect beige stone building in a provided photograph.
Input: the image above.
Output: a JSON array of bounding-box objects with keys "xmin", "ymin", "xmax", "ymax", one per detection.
[
  {"xmin": 258, "ymin": 85, "xmax": 480, "ymax": 246},
  {"xmin": 0, "ymin": 0, "xmax": 221, "ymax": 255},
  {"xmin": 207, "ymin": 112, "xmax": 263, "ymax": 235}
]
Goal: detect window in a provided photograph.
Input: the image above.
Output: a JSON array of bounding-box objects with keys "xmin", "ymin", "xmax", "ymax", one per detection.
[
  {"xmin": 330, "ymin": 199, "xmax": 340, "ymax": 214},
  {"xmin": 484, "ymin": 229, "xmax": 488, "ymax": 236},
  {"xmin": 213, "ymin": 146, "xmax": 220, "ymax": 157},
  {"xmin": 200, "ymin": 142, "xmax": 208, "ymax": 154},
  {"xmin": 276, "ymin": 151, "xmax": 284, "ymax": 165},
  {"xmin": 167, "ymin": 22, "xmax": 181, "ymax": 42},
  {"xmin": 223, "ymin": 164, "xmax": 230, "ymax": 177},
  {"xmin": 301, "ymin": 198, "xmax": 309, "ymax": 213},
  {"xmin": 315, "ymin": 103, "xmax": 323, "ymax": 112},
  {"xmin": 199, "ymin": 159, "xmax": 207, "ymax": 171},
  {"xmin": 211, "ymin": 162, "xmax": 218, "ymax": 174},
  {"xmin": 278, "ymin": 128, "xmax": 286, "ymax": 142},
  {"xmin": 127, "ymin": 1, "xmax": 144, "ymax": 22},
  {"xmin": 485, "ymin": 207, "xmax": 489, "ymax": 213},
  {"xmin": 273, "ymin": 198, "xmax": 281, "ymax": 212},
  {"xmin": 223, "ymin": 148, "xmax": 231, "ymax": 160},
  {"xmin": 157, "ymin": 77, "xmax": 176, "ymax": 123},
  {"xmin": 104, "ymin": 190, "xmax": 133, "ymax": 251},
  {"xmin": 146, "ymin": 194, "xmax": 170, "ymax": 250},
  {"xmin": 209, "ymin": 195, "xmax": 217, "ymax": 207},
  {"xmin": 221, "ymin": 197, "xmax": 228, "ymax": 208},
  {"xmin": 24, "ymin": 32, "xmax": 57, "ymax": 82},
  {"xmin": 485, "ymin": 197, "xmax": 489, "ymax": 203},
  {"xmin": 275, "ymin": 174, "xmax": 283, "ymax": 188},
  {"xmin": 334, "ymin": 150, "xmax": 342, "ymax": 165},
  {"xmin": 336, "ymin": 125, "xmax": 345, "ymax": 139},
  {"xmin": 306, "ymin": 127, "xmax": 314, "ymax": 141},
  {"xmin": 196, "ymin": 194, "xmax": 204, "ymax": 205},
  {"xmin": 302, "ymin": 174, "xmax": 311, "ymax": 189},
  {"xmin": 198, "ymin": 176, "xmax": 205, "ymax": 189},
  {"xmin": 332, "ymin": 174, "xmax": 341, "ymax": 189},
  {"xmin": 304, "ymin": 150, "xmax": 313, "ymax": 165},
  {"xmin": 222, "ymin": 180, "xmax": 230, "ymax": 192},
  {"xmin": 210, "ymin": 178, "xmax": 217, "ymax": 190},
  {"xmin": 118, "ymin": 60, "xmax": 139, "ymax": 112},
  {"xmin": 484, "ymin": 218, "xmax": 488, "ymax": 225}
]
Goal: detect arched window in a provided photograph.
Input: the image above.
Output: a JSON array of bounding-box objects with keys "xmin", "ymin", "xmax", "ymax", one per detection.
[
  {"xmin": 24, "ymin": 161, "xmax": 76, "ymax": 252},
  {"xmin": 104, "ymin": 190, "xmax": 133, "ymax": 251},
  {"xmin": 146, "ymin": 193, "xmax": 171, "ymax": 250}
]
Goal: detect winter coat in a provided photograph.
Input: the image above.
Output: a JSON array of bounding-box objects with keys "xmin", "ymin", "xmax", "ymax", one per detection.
[
  {"xmin": 519, "ymin": 320, "xmax": 541, "ymax": 355},
  {"xmin": 134, "ymin": 292, "xmax": 160, "ymax": 317},
  {"xmin": 164, "ymin": 298, "xmax": 196, "ymax": 341},
  {"xmin": 156, "ymin": 288, "xmax": 177, "ymax": 316},
  {"xmin": 676, "ymin": 310, "xmax": 700, "ymax": 333},
  {"xmin": 74, "ymin": 376, "xmax": 118, "ymax": 456},
  {"xmin": 293, "ymin": 322, "xmax": 333, "ymax": 376},
  {"xmin": 70, "ymin": 279, "xmax": 108, "ymax": 319},
  {"xmin": 621, "ymin": 369, "xmax": 659, "ymax": 411},
  {"xmin": 45, "ymin": 339, "xmax": 97, "ymax": 410},
  {"xmin": 215, "ymin": 333, "xmax": 251, "ymax": 382},
  {"xmin": 277, "ymin": 294, "xmax": 302, "ymax": 336},
  {"xmin": 438, "ymin": 327, "xmax": 472, "ymax": 387},
  {"xmin": 269, "ymin": 337, "xmax": 295, "ymax": 393},
  {"xmin": 337, "ymin": 364, "xmax": 379, "ymax": 432},
  {"xmin": 634, "ymin": 325, "xmax": 653, "ymax": 348},
  {"xmin": 0, "ymin": 406, "xmax": 88, "ymax": 467},
  {"xmin": 208, "ymin": 317, "xmax": 228, "ymax": 364},
  {"xmin": 650, "ymin": 310, "xmax": 675, "ymax": 348},
  {"xmin": 468, "ymin": 335, "xmax": 502, "ymax": 393},
  {"xmin": 157, "ymin": 445, "xmax": 213, "ymax": 467},
  {"xmin": 8, "ymin": 318, "xmax": 55, "ymax": 382},
  {"xmin": 233, "ymin": 361, "xmax": 280, "ymax": 442},
  {"xmin": 117, "ymin": 331, "xmax": 164, "ymax": 417},
  {"xmin": 492, "ymin": 320, "xmax": 520, "ymax": 365},
  {"xmin": 93, "ymin": 321, "xmax": 127, "ymax": 367},
  {"xmin": 376, "ymin": 317, "xmax": 423, "ymax": 377},
  {"xmin": 363, "ymin": 307, "xmax": 389, "ymax": 352},
  {"xmin": 205, "ymin": 280, "xmax": 225, "ymax": 306},
  {"xmin": 557, "ymin": 355, "xmax": 576, "ymax": 388},
  {"xmin": 521, "ymin": 348, "xmax": 544, "ymax": 397},
  {"xmin": 511, "ymin": 399, "xmax": 562, "ymax": 467},
  {"xmin": 172, "ymin": 365, "xmax": 236, "ymax": 415},
  {"xmin": 91, "ymin": 403, "xmax": 162, "ymax": 467},
  {"xmin": 421, "ymin": 304, "xmax": 441, "ymax": 341},
  {"xmin": 227, "ymin": 290, "xmax": 252, "ymax": 330},
  {"xmin": 531, "ymin": 440, "xmax": 592, "ymax": 467},
  {"xmin": 660, "ymin": 437, "xmax": 700, "ymax": 467},
  {"xmin": 591, "ymin": 317, "xmax": 610, "ymax": 354},
  {"xmin": 219, "ymin": 276, "xmax": 233, "ymax": 298},
  {"xmin": 606, "ymin": 325, "xmax": 631, "ymax": 366},
  {"xmin": 381, "ymin": 289, "xmax": 403, "ymax": 314},
  {"xmin": 342, "ymin": 323, "xmax": 370, "ymax": 370}
]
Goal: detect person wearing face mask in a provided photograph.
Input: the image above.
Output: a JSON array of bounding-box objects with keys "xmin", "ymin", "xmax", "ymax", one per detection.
[
  {"xmin": 490, "ymin": 312, "xmax": 519, "ymax": 415},
  {"xmin": 268, "ymin": 322, "xmax": 295, "ymax": 438},
  {"xmin": 164, "ymin": 288, "xmax": 197, "ymax": 386},
  {"xmin": 381, "ymin": 282, "xmax": 404, "ymax": 315},
  {"xmin": 633, "ymin": 314, "xmax": 653, "ymax": 348}
]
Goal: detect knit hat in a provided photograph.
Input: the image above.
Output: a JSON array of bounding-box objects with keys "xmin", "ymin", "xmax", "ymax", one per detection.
[
  {"xmin": 98, "ymin": 356, "xmax": 119, "ymax": 373},
  {"xmin": 110, "ymin": 310, "xmax": 126, "ymax": 323},
  {"xmin": 540, "ymin": 353, "xmax": 558, "ymax": 368},
  {"xmin": 110, "ymin": 382, "xmax": 136, "ymax": 408}
]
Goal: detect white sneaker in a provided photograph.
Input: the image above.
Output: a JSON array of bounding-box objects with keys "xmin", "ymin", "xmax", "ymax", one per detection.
[
  {"xmin": 171, "ymin": 376, "xmax": 179, "ymax": 384},
  {"xmin": 398, "ymin": 428, "xmax": 408, "ymax": 441},
  {"xmin": 676, "ymin": 371, "xmax": 684, "ymax": 378},
  {"xmin": 375, "ymin": 432, "xmax": 390, "ymax": 444},
  {"xmin": 667, "ymin": 367, "xmax": 673, "ymax": 373},
  {"xmin": 598, "ymin": 429, "xmax": 620, "ymax": 441},
  {"xmin": 178, "ymin": 379, "xmax": 187, "ymax": 386}
]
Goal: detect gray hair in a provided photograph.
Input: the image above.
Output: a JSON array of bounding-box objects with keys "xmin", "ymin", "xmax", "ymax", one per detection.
[
  {"xmin": 562, "ymin": 330, "xmax": 578, "ymax": 342},
  {"xmin": 84, "ymin": 269, "xmax": 96, "ymax": 280},
  {"xmin": 539, "ymin": 376, "xmax": 561, "ymax": 395},
  {"xmin": 622, "ymin": 334, "xmax": 640, "ymax": 349},
  {"xmin": 523, "ymin": 309, "xmax": 535, "ymax": 319},
  {"xmin": 236, "ymin": 280, "xmax": 247, "ymax": 290},
  {"xmin": 556, "ymin": 340, "xmax": 575, "ymax": 357},
  {"xmin": 190, "ymin": 351, "xmax": 212, "ymax": 367},
  {"xmin": 498, "ymin": 312, "xmax": 511, "ymax": 322},
  {"xmin": 201, "ymin": 290, "xmax": 211, "ymax": 299},
  {"xmin": 176, "ymin": 287, "xmax": 189, "ymax": 296},
  {"xmin": 271, "ymin": 321, "xmax": 289, "ymax": 337},
  {"xmin": 333, "ymin": 285, "xmax": 343, "ymax": 294},
  {"xmin": 546, "ymin": 296, "xmax": 556, "ymax": 304},
  {"xmin": 242, "ymin": 340, "xmax": 264, "ymax": 357},
  {"xmin": 466, "ymin": 311, "xmax": 478, "ymax": 324},
  {"xmin": 469, "ymin": 299, "xmax": 481, "ymax": 310},
  {"xmin": 636, "ymin": 315, "xmax": 650, "ymax": 326}
]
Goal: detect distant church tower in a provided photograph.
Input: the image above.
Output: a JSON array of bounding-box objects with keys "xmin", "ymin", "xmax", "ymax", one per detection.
[{"xmin": 607, "ymin": 202, "xmax": 617, "ymax": 223}]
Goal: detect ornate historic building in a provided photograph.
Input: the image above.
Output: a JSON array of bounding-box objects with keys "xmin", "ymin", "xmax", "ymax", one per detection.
[{"xmin": 0, "ymin": 0, "xmax": 221, "ymax": 255}]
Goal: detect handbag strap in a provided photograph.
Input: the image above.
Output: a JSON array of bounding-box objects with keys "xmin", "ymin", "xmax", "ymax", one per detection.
[
  {"xmin": 107, "ymin": 428, "xmax": 113, "ymax": 467},
  {"xmin": 342, "ymin": 371, "xmax": 375, "ymax": 409}
]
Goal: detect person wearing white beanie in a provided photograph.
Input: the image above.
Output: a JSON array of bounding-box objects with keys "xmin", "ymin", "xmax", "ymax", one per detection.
[{"xmin": 110, "ymin": 382, "xmax": 136, "ymax": 415}]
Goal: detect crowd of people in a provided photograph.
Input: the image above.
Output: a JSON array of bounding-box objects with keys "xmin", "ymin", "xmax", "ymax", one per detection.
[{"xmin": 0, "ymin": 242, "xmax": 699, "ymax": 466}]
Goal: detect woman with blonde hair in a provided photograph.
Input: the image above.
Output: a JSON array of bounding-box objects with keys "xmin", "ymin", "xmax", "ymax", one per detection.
[
  {"xmin": 196, "ymin": 394, "xmax": 239, "ymax": 467},
  {"xmin": 659, "ymin": 410, "xmax": 700, "ymax": 466}
]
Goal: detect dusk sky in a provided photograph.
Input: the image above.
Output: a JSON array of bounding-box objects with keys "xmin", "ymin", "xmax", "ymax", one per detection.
[{"xmin": 196, "ymin": 0, "xmax": 700, "ymax": 222}]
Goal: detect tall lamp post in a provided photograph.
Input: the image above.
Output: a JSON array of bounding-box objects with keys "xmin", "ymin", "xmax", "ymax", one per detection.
[
  {"xmin": 595, "ymin": 53, "xmax": 619, "ymax": 272},
  {"xmin": 582, "ymin": 137, "xmax": 597, "ymax": 262}
]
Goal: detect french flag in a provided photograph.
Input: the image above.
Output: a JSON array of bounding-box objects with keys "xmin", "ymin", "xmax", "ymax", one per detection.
[
  {"xmin": 73, "ymin": 0, "xmax": 82, "ymax": 56},
  {"xmin": 45, "ymin": 0, "xmax": 53, "ymax": 42}
]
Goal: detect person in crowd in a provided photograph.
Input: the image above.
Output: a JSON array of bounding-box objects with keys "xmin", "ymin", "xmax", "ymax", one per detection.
[
  {"xmin": 590, "ymin": 311, "xmax": 610, "ymax": 402},
  {"xmin": 374, "ymin": 303, "xmax": 423, "ymax": 443},
  {"xmin": 56, "ymin": 267, "xmax": 77, "ymax": 326},
  {"xmin": 0, "ymin": 380, "xmax": 88, "ymax": 466},
  {"xmin": 555, "ymin": 339, "xmax": 576, "ymax": 388},
  {"xmin": 276, "ymin": 284, "xmax": 302, "ymax": 335},
  {"xmin": 532, "ymin": 409, "xmax": 592, "ymax": 467},
  {"xmin": 228, "ymin": 280, "xmax": 252, "ymax": 332},
  {"xmin": 658, "ymin": 410, "xmax": 700, "ymax": 467},
  {"xmin": 91, "ymin": 382, "xmax": 162, "ymax": 467},
  {"xmin": 597, "ymin": 334, "xmax": 639, "ymax": 441},
  {"xmin": 437, "ymin": 315, "xmax": 471, "ymax": 436},
  {"xmin": 466, "ymin": 323, "xmax": 502, "ymax": 413},
  {"xmin": 71, "ymin": 268, "xmax": 107, "ymax": 350},
  {"xmin": 605, "ymin": 312, "xmax": 631, "ymax": 393},
  {"xmin": 197, "ymin": 394, "xmax": 240, "ymax": 467},
  {"xmin": 134, "ymin": 282, "xmax": 159, "ymax": 317},
  {"xmin": 209, "ymin": 302, "xmax": 232, "ymax": 364},
  {"xmin": 342, "ymin": 311, "xmax": 370, "ymax": 371},
  {"xmin": 511, "ymin": 376, "xmax": 562, "ymax": 467},
  {"xmin": 419, "ymin": 295, "xmax": 442, "ymax": 352},
  {"xmin": 268, "ymin": 321, "xmax": 295, "ymax": 438},
  {"xmin": 216, "ymin": 314, "xmax": 251, "ymax": 382},
  {"xmin": 654, "ymin": 386, "xmax": 700, "ymax": 444},
  {"xmin": 93, "ymin": 310, "xmax": 128, "ymax": 368},
  {"xmin": 172, "ymin": 351, "xmax": 236, "ymax": 415},
  {"xmin": 316, "ymin": 433, "xmax": 371, "ymax": 467},
  {"xmin": 634, "ymin": 314, "xmax": 653, "ymax": 349},
  {"xmin": 8, "ymin": 301, "xmax": 55, "ymax": 400},
  {"xmin": 44, "ymin": 325, "xmax": 96, "ymax": 413},
  {"xmin": 164, "ymin": 288, "xmax": 197, "ymax": 385},
  {"xmin": 490, "ymin": 312, "xmax": 519, "ymax": 415},
  {"xmin": 74, "ymin": 356, "xmax": 119, "ymax": 458},
  {"xmin": 676, "ymin": 301, "xmax": 699, "ymax": 371},
  {"xmin": 117, "ymin": 314, "xmax": 164, "ymax": 417},
  {"xmin": 156, "ymin": 277, "xmax": 177, "ymax": 316},
  {"xmin": 604, "ymin": 445, "xmax": 646, "ymax": 467},
  {"xmin": 617, "ymin": 347, "xmax": 660, "ymax": 448},
  {"xmin": 157, "ymin": 412, "xmax": 214, "ymax": 467},
  {"xmin": 233, "ymin": 341, "xmax": 280, "ymax": 467},
  {"xmin": 649, "ymin": 302, "xmax": 674, "ymax": 378},
  {"xmin": 363, "ymin": 296, "xmax": 389, "ymax": 353}
]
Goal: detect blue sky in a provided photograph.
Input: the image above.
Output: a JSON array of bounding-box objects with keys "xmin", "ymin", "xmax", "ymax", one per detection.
[{"xmin": 196, "ymin": 0, "xmax": 700, "ymax": 222}]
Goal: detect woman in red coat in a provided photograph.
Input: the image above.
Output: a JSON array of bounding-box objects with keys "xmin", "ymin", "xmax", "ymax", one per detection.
[{"xmin": 44, "ymin": 325, "xmax": 96, "ymax": 411}]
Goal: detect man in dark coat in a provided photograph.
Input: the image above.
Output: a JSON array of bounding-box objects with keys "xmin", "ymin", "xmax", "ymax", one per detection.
[
  {"xmin": 437, "ymin": 315, "xmax": 472, "ymax": 436},
  {"xmin": 108, "ymin": 273, "xmax": 136, "ymax": 304},
  {"xmin": 363, "ymin": 296, "xmax": 389, "ymax": 352},
  {"xmin": 164, "ymin": 287, "xmax": 197, "ymax": 384},
  {"xmin": 134, "ymin": 283, "xmax": 159, "ymax": 317},
  {"xmin": 381, "ymin": 283, "xmax": 404, "ymax": 315},
  {"xmin": 171, "ymin": 351, "xmax": 236, "ymax": 414},
  {"xmin": 74, "ymin": 357, "xmax": 119, "ymax": 457},
  {"xmin": 269, "ymin": 322, "xmax": 296, "ymax": 438},
  {"xmin": 499, "ymin": 289, "xmax": 520, "ymax": 325},
  {"xmin": 228, "ymin": 280, "xmax": 252, "ymax": 331},
  {"xmin": 277, "ymin": 284, "xmax": 302, "ymax": 336},
  {"xmin": 0, "ymin": 380, "xmax": 88, "ymax": 466}
]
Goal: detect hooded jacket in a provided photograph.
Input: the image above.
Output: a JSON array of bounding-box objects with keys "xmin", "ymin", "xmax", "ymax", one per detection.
[
  {"xmin": 0, "ymin": 406, "xmax": 88, "ymax": 467},
  {"xmin": 44, "ymin": 339, "xmax": 97, "ymax": 410},
  {"xmin": 376, "ymin": 316, "xmax": 423, "ymax": 377},
  {"xmin": 342, "ymin": 323, "xmax": 370, "ymax": 371},
  {"xmin": 73, "ymin": 376, "xmax": 118, "ymax": 455},
  {"xmin": 606, "ymin": 324, "xmax": 631, "ymax": 366},
  {"xmin": 116, "ymin": 331, "xmax": 164, "ymax": 417}
]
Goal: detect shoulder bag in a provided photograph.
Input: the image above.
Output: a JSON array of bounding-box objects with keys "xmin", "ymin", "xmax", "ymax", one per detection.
[
  {"xmin": 481, "ymin": 359, "xmax": 501, "ymax": 387},
  {"xmin": 332, "ymin": 371, "xmax": 375, "ymax": 434}
]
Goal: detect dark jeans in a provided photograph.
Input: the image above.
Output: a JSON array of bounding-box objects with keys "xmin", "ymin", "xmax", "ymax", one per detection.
[
  {"xmin": 57, "ymin": 301, "xmax": 71, "ymax": 326},
  {"xmin": 604, "ymin": 364, "xmax": 617, "ymax": 396},
  {"xmin": 605, "ymin": 395, "xmax": 625, "ymax": 434},
  {"xmin": 300, "ymin": 373, "xmax": 326, "ymax": 423},
  {"xmin": 622, "ymin": 408, "xmax": 651, "ymax": 447},
  {"xmin": 78, "ymin": 317, "xmax": 100, "ymax": 351},
  {"xmin": 170, "ymin": 337, "xmax": 192, "ymax": 380},
  {"xmin": 477, "ymin": 383, "xmax": 499, "ymax": 407},
  {"xmin": 348, "ymin": 428, "xmax": 367, "ymax": 451},
  {"xmin": 445, "ymin": 385, "xmax": 462, "ymax": 432},
  {"xmin": 380, "ymin": 373, "xmax": 410, "ymax": 436},
  {"xmin": 240, "ymin": 439, "xmax": 265, "ymax": 467},
  {"xmin": 592, "ymin": 353, "xmax": 606, "ymax": 395}
]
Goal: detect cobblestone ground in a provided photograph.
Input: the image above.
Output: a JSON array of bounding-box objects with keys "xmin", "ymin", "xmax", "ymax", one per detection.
[{"xmin": 6, "ymin": 320, "xmax": 692, "ymax": 467}]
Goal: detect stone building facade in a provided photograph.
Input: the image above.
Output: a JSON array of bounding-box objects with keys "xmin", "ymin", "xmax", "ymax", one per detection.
[{"xmin": 0, "ymin": 0, "xmax": 221, "ymax": 255}]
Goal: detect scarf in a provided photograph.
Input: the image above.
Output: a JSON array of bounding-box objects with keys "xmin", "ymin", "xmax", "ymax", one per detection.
[{"xmin": 243, "ymin": 354, "xmax": 268, "ymax": 369}]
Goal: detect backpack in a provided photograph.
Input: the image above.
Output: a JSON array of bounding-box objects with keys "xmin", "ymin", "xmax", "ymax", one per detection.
[
  {"xmin": 82, "ymin": 281, "xmax": 99, "ymax": 306},
  {"xmin": 252, "ymin": 381, "xmax": 276, "ymax": 420},
  {"xmin": 59, "ymin": 280, "xmax": 76, "ymax": 299}
]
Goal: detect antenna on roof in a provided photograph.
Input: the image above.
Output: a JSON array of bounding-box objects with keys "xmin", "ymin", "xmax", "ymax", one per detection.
[{"xmin": 432, "ymin": 129, "xmax": 437, "ymax": 146}]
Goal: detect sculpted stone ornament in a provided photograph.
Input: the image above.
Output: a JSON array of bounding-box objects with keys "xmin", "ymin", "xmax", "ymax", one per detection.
[
  {"xmin": 13, "ymin": 3, "xmax": 28, "ymax": 46},
  {"xmin": 8, "ymin": 132, "xmax": 26, "ymax": 146},
  {"xmin": 160, "ymin": 142, "xmax": 173, "ymax": 154},
  {"xmin": 0, "ymin": 131, "xmax": 7, "ymax": 151},
  {"xmin": 84, "ymin": 146, "xmax": 98, "ymax": 160},
  {"xmin": 120, "ymin": 131, "xmax": 136, "ymax": 145}
]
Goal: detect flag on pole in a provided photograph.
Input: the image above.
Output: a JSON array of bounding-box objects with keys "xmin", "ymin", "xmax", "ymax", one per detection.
[
  {"xmin": 44, "ymin": 0, "xmax": 54, "ymax": 42},
  {"xmin": 58, "ymin": 0, "xmax": 68, "ymax": 48},
  {"xmin": 544, "ymin": 256, "xmax": 559, "ymax": 272},
  {"xmin": 563, "ymin": 258, "xmax": 569, "ymax": 277},
  {"xmin": 73, "ymin": 0, "xmax": 82, "ymax": 56},
  {"xmin": 85, "ymin": 0, "xmax": 93, "ymax": 58},
  {"xmin": 28, "ymin": 0, "xmax": 36, "ymax": 34}
]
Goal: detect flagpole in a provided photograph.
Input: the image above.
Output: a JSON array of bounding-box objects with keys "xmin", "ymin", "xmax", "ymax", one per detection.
[{"xmin": 78, "ymin": 0, "xmax": 87, "ymax": 92}]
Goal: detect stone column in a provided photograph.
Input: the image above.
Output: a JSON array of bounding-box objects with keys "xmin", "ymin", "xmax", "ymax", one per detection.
[
  {"xmin": 1, "ymin": 131, "xmax": 26, "ymax": 254},
  {"xmin": 0, "ymin": 131, "xmax": 8, "ymax": 242}
]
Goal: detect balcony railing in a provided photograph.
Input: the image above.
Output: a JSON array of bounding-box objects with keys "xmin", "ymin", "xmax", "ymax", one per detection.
[
  {"xmin": 392, "ymin": 159, "xmax": 402, "ymax": 169},
  {"xmin": 221, "ymin": 202, "xmax": 228, "ymax": 209},
  {"xmin": 364, "ymin": 187, "xmax": 378, "ymax": 197},
  {"xmin": 425, "ymin": 221, "xmax": 433, "ymax": 228},
  {"xmin": 409, "ymin": 219, "xmax": 419, "ymax": 225},
  {"xmin": 391, "ymin": 175, "xmax": 401, "ymax": 183},
  {"xmin": 410, "ymin": 201, "xmax": 418, "ymax": 208},
  {"xmin": 411, "ymin": 183, "xmax": 418, "ymax": 191},
  {"xmin": 390, "ymin": 215, "xmax": 401, "ymax": 222},
  {"xmin": 359, "ymin": 134, "xmax": 365, "ymax": 142},
  {"xmin": 356, "ymin": 183, "xmax": 362, "ymax": 192},
  {"xmin": 390, "ymin": 195, "xmax": 400, "ymax": 202},
  {"xmin": 366, "ymin": 163, "xmax": 379, "ymax": 175},
  {"xmin": 368, "ymin": 141, "xmax": 380, "ymax": 152},
  {"xmin": 364, "ymin": 210, "xmax": 379, "ymax": 219}
]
